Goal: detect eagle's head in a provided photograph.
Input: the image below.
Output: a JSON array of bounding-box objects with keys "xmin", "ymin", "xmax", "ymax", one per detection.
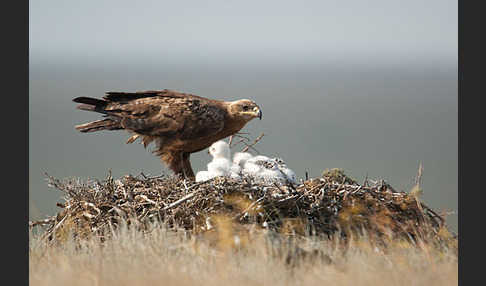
[{"xmin": 229, "ymin": 99, "xmax": 262, "ymax": 121}]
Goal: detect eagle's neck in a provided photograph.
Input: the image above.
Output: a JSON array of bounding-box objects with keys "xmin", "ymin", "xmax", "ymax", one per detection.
[{"xmin": 222, "ymin": 116, "xmax": 249, "ymax": 137}]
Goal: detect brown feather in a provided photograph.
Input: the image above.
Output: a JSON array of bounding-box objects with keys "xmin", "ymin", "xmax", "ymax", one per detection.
[
  {"xmin": 73, "ymin": 96, "xmax": 107, "ymax": 106},
  {"xmin": 126, "ymin": 134, "xmax": 140, "ymax": 144},
  {"xmin": 75, "ymin": 119, "xmax": 122, "ymax": 133}
]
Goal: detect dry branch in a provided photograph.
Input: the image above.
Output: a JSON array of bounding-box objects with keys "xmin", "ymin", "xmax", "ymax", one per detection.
[{"xmin": 241, "ymin": 133, "xmax": 265, "ymax": 153}]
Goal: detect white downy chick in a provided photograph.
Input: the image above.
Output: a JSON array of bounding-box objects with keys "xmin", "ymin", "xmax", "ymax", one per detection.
[
  {"xmin": 229, "ymin": 164, "xmax": 242, "ymax": 179},
  {"xmin": 242, "ymin": 155, "xmax": 267, "ymax": 177},
  {"xmin": 209, "ymin": 140, "xmax": 231, "ymax": 160},
  {"xmin": 257, "ymin": 159, "xmax": 286, "ymax": 183},
  {"xmin": 231, "ymin": 152, "xmax": 253, "ymax": 178},
  {"xmin": 196, "ymin": 159, "xmax": 231, "ymax": 182},
  {"xmin": 233, "ymin": 152, "xmax": 254, "ymax": 168},
  {"xmin": 208, "ymin": 140, "xmax": 241, "ymax": 179},
  {"xmin": 207, "ymin": 158, "xmax": 232, "ymax": 177},
  {"xmin": 243, "ymin": 155, "xmax": 286, "ymax": 183},
  {"xmin": 273, "ymin": 157, "xmax": 298, "ymax": 185},
  {"xmin": 196, "ymin": 140, "xmax": 232, "ymax": 182},
  {"xmin": 196, "ymin": 170, "xmax": 214, "ymax": 182}
]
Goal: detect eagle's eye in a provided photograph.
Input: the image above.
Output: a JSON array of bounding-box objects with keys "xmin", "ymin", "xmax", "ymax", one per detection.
[{"xmin": 243, "ymin": 105, "xmax": 249, "ymax": 111}]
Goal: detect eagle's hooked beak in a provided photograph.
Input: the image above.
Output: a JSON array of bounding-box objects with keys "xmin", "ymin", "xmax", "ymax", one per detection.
[{"xmin": 255, "ymin": 107, "xmax": 262, "ymax": 120}]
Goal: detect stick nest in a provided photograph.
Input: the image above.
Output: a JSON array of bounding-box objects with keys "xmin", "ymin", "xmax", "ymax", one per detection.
[{"xmin": 30, "ymin": 169, "xmax": 455, "ymax": 248}]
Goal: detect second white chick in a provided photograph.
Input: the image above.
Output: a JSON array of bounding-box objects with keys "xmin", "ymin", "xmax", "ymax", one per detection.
[
  {"xmin": 255, "ymin": 156, "xmax": 287, "ymax": 183},
  {"xmin": 242, "ymin": 155, "xmax": 284, "ymax": 182},
  {"xmin": 208, "ymin": 140, "xmax": 241, "ymax": 179},
  {"xmin": 233, "ymin": 152, "xmax": 254, "ymax": 167},
  {"xmin": 231, "ymin": 152, "xmax": 253, "ymax": 177},
  {"xmin": 241, "ymin": 155, "xmax": 266, "ymax": 177}
]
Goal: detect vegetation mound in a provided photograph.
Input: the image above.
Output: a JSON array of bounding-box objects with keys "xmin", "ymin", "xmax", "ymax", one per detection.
[{"xmin": 30, "ymin": 168, "xmax": 455, "ymax": 252}]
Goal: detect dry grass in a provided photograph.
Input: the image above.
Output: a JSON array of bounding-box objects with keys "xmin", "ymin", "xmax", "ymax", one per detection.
[{"xmin": 29, "ymin": 219, "xmax": 457, "ymax": 286}]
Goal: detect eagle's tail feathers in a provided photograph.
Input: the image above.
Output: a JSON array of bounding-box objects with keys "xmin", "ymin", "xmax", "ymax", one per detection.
[
  {"xmin": 73, "ymin": 97, "xmax": 109, "ymax": 114},
  {"xmin": 75, "ymin": 119, "xmax": 121, "ymax": 133},
  {"xmin": 76, "ymin": 104, "xmax": 98, "ymax": 112},
  {"xmin": 104, "ymin": 91, "xmax": 161, "ymax": 102},
  {"xmin": 73, "ymin": 96, "xmax": 107, "ymax": 106}
]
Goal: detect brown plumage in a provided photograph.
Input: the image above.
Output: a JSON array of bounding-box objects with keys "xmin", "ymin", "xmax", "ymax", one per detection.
[{"xmin": 73, "ymin": 89, "xmax": 262, "ymax": 179}]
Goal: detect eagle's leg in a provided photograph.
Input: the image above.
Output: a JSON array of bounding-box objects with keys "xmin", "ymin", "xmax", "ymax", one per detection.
[
  {"xmin": 181, "ymin": 152, "xmax": 195, "ymax": 180},
  {"xmin": 163, "ymin": 151, "xmax": 195, "ymax": 180},
  {"xmin": 163, "ymin": 151, "xmax": 185, "ymax": 179}
]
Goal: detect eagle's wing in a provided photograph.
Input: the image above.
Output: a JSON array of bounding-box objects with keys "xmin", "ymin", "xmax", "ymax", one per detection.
[{"xmin": 75, "ymin": 90, "xmax": 226, "ymax": 140}]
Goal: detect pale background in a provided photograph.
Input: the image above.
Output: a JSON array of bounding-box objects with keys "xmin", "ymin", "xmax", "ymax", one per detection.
[{"xmin": 29, "ymin": 0, "xmax": 458, "ymax": 230}]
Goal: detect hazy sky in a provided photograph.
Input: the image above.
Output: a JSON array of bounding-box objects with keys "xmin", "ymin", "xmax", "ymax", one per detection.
[{"xmin": 30, "ymin": 0, "xmax": 457, "ymax": 65}]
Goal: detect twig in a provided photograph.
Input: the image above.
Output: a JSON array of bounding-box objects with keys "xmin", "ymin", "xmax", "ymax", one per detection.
[
  {"xmin": 233, "ymin": 138, "xmax": 249, "ymax": 148},
  {"xmin": 229, "ymin": 134, "xmax": 251, "ymax": 149},
  {"xmin": 415, "ymin": 162, "xmax": 424, "ymax": 187},
  {"xmin": 234, "ymin": 196, "xmax": 266, "ymax": 220},
  {"xmin": 161, "ymin": 183, "xmax": 204, "ymax": 211},
  {"xmin": 40, "ymin": 214, "xmax": 69, "ymax": 242},
  {"xmin": 138, "ymin": 172, "xmax": 164, "ymax": 180},
  {"xmin": 29, "ymin": 218, "xmax": 53, "ymax": 228},
  {"xmin": 421, "ymin": 203, "xmax": 445, "ymax": 226},
  {"xmin": 273, "ymin": 182, "xmax": 286, "ymax": 194},
  {"xmin": 363, "ymin": 173, "xmax": 369, "ymax": 187},
  {"xmin": 241, "ymin": 133, "xmax": 265, "ymax": 153}
]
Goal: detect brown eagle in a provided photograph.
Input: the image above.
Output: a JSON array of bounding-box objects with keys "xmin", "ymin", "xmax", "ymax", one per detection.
[{"xmin": 73, "ymin": 89, "xmax": 262, "ymax": 179}]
